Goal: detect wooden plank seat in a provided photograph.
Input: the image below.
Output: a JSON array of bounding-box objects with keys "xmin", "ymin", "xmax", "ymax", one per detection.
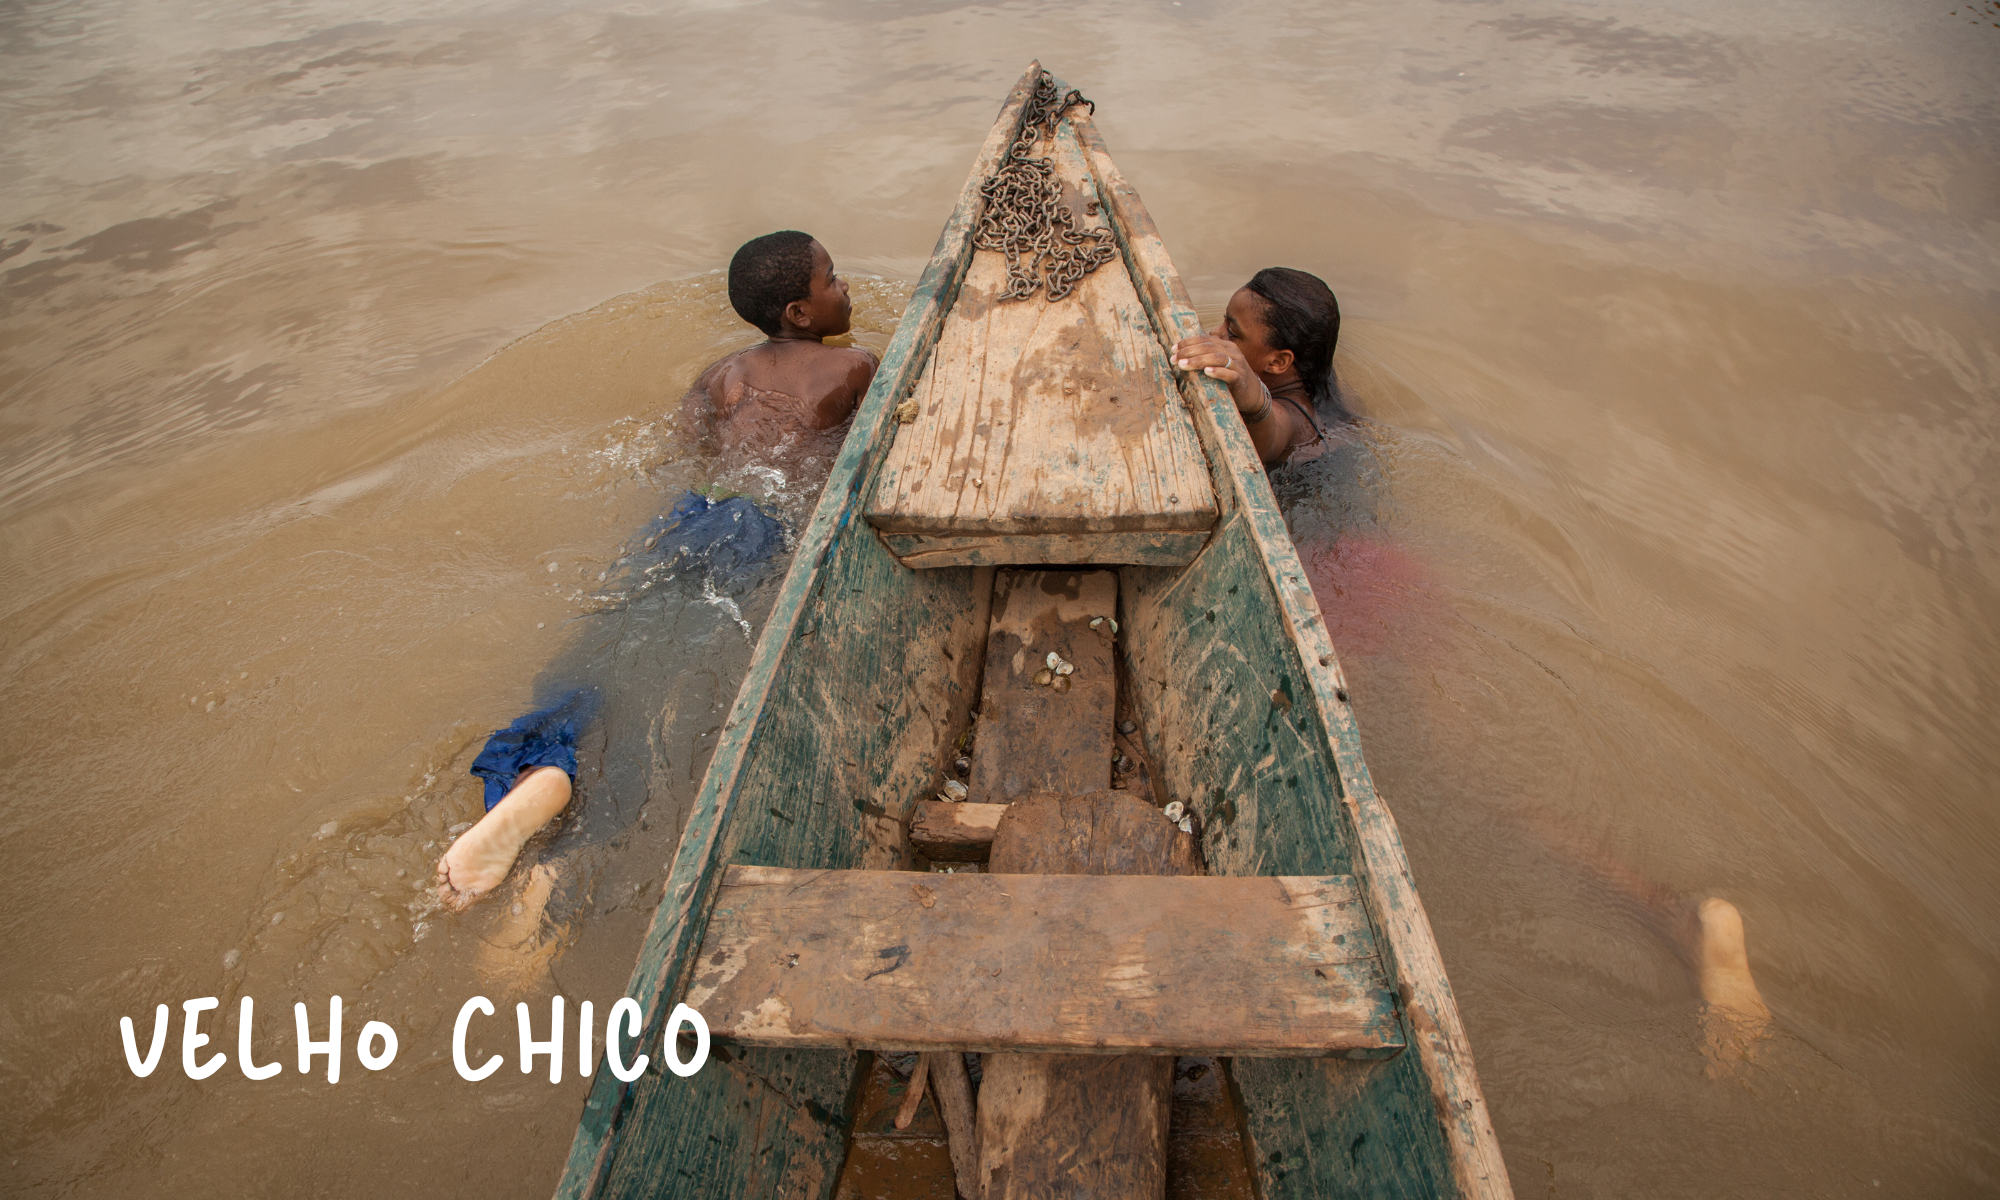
[{"xmin": 680, "ymin": 864, "xmax": 1405, "ymax": 1059}]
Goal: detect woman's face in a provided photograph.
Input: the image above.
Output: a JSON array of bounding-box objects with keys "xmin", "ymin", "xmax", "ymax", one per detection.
[{"xmin": 1213, "ymin": 287, "xmax": 1293, "ymax": 384}]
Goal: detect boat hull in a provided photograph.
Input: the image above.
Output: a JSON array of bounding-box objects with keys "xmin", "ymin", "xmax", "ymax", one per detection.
[{"xmin": 556, "ymin": 63, "xmax": 1510, "ymax": 1200}]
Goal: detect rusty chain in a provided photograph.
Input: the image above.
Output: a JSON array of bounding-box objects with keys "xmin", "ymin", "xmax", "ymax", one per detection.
[{"xmin": 975, "ymin": 69, "xmax": 1120, "ymax": 303}]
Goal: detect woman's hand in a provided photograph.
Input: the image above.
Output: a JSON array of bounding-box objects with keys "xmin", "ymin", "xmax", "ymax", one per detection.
[
  {"xmin": 1173, "ymin": 331, "xmax": 1299, "ymax": 465},
  {"xmin": 1172, "ymin": 333, "xmax": 1265, "ymax": 416}
]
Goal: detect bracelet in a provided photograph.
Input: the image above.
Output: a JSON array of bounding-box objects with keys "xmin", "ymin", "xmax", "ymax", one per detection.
[{"xmin": 1241, "ymin": 387, "xmax": 1274, "ymax": 425}]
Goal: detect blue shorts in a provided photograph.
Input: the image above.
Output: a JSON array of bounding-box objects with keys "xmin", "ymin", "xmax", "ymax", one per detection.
[
  {"xmin": 468, "ymin": 491, "xmax": 784, "ymax": 810},
  {"xmin": 469, "ymin": 688, "xmax": 599, "ymax": 811}
]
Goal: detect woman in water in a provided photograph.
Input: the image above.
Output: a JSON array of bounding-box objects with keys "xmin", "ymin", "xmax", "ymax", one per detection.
[
  {"xmin": 1172, "ymin": 266, "xmax": 1345, "ymax": 466},
  {"xmin": 1193, "ymin": 265, "xmax": 1772, "ymax": 1066}
]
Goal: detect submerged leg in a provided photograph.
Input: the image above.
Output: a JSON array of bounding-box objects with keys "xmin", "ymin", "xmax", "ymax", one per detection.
[
  {"xmin": 1502, "ymin": 809, "xmax": 1774, "ymax": 1067},
  {"xmin": 477, "ymin": 862, "xmax": 566, "ymax": 987},
  {"xmin": 436, "ymin": 766, "xmax": 573, "ymax": 911},
  {"xmin": 1692, "ymin": 896, "xmax": 1772, "ymax": 1071}
]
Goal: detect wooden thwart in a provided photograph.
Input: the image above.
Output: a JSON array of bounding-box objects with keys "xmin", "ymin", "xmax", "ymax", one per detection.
[{"xmin": 682, "ymin": 864, "xmax": 1404, "ymax": 1058}]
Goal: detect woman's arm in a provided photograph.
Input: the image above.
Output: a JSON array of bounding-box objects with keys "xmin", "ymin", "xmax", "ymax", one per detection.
[{"xmin": 1171, "ymin": 333, "xmax": 1304, "ymax": 464}]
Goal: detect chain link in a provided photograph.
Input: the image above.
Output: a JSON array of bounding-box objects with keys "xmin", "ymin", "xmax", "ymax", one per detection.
[{"xmin": 975, "ymin": 69, "xmax": 1120, "ymax": 303}]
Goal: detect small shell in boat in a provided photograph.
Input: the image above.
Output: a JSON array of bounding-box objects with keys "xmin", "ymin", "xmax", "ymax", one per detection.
[
  {"xmin": 1164, "ymin": 801, "xmax": 1185, "ymax": 823},
  {"xmin": 1178, "ymin": 817, "xmax": 1194, "ymax": 834},
  {"xmin": 1046, "ymin": 651, "xmax": 1062, "ymax": 671},
  {"xmin": 1090, "ymin": 616, "xmax": 1104, "ymax": 628},
  {"xmin": 954, "ymin": 757, "xmax": 971, "ymax": 776},
  {"xmin": 1052, "ymin": 675, "xmax": 1071, "ymax": 693},
  {"xmin": 1108, "ymin": 619, "xmax": 1118, "ymax": 634},
  {"xmin": 1055, "ymin": 661, "xmax": 1073, "ymax": 677},
  {"xmin": 1034, "ymin": 668, "xmax": 1054, "ymax": 686},
  {"xmin": 1118, "ymin": 719, "xmax": 1136, "ymax": 735},
  {"xmin": 942, "ymin": 779, "xmax": 968, "ymax": 801}
]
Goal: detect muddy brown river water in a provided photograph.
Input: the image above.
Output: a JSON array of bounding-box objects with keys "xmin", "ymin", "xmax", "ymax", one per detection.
[{"xmin": 2, "ymin": 2, "xmax": 1995, "ymax": 1196}]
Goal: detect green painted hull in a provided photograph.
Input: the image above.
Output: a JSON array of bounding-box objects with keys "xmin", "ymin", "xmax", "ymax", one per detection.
[{"xmin": 556, "ymin": 64, "xmax": 1511, "ymax": 1200}]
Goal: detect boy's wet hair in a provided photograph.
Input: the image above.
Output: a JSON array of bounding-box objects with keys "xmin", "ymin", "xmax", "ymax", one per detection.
[
  {"xmin": 1246, "ymin": 267, "xmax": 1342, "ymax": 410},
  {"xmin": 728, "ymin": 231, "xmax": 818, "ymax": 336}
]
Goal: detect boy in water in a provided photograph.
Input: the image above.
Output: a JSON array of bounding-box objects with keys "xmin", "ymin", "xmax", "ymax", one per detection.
[
  {"xmin": 687, "ymin": 230, "xmax": 878, "ymax": 470},
  {"xmin": 435, "ymin": 231, "xmax": 877, "ymax": 911}
]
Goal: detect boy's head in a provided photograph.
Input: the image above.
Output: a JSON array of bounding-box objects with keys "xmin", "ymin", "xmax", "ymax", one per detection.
[{"xmin": 728, "ymin": 231, "xmax": 852, "ymax": 339}]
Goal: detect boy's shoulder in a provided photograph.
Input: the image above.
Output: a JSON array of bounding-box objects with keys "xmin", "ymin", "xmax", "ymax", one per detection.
[
  {"xmin": 701, "ymin": 341, "xmax": 874, "ymax": 388},
  {"xmin": 801, "ymin": 341, "xmax": 878, "ymax": 368}
]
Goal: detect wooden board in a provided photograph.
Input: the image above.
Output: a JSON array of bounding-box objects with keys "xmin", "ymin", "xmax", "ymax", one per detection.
[
  {"xmin": 969, "ymin": 569, "xmax": 1118, "ymax": 804},
  {"xmin": 879, "ymin": 528, "xmax": 1206, "ymax": 571},
  {"xmin": 910, "ymin": 800, "xmax": 1006, "ymax": 862},
  {"xmin": 864, "ymin": 113, "xmax": 1217, "ymax": 568},
  {"xmin": 925, "ymin": 1049, "xmax": 980, "ymax": 1198},
  {"xmin": 987, "ymin": 788, "xmax": 1198, "ymax": 878},
  {"xmin": 910, "ymin": 792, "xmax": 1198, "ymax": 868},
  {"xmin": 977, "ymin": 790, "xmax": 1191, "ymax": 1200},
  {"xmin": 681, "ymin": 863, "xmax": 1404, "ymax": 1058},
  {"xmin": 978, "ymin": 1053, "xmax": 1172, "ymax": 1200}
]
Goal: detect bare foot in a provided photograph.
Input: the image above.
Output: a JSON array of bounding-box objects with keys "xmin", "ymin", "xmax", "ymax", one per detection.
[
  {"xmin": 1693, "ymin": 897, "xmax": 1772, "ymax": 1071},
  {"xmin": 436, "ymin": 767, "xmax": 573, "ymax": 911}
]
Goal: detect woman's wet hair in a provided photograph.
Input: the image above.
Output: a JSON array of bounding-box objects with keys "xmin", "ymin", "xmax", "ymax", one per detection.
[
  {"xmin": 728, "ymin": 231, "xmax": 817, "ymax": 335},
  {"xmin": 1245, "ymin": 267, "xmax": 1342, "ymax": 412}
]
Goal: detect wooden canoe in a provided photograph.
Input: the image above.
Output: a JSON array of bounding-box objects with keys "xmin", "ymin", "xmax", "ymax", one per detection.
[{"xmin": 555, "ymin": 63, "xmax": 1512, "ymax": 1200}]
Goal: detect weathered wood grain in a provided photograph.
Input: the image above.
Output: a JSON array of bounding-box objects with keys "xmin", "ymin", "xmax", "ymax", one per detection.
[
  {"xmin": 879, "ymin": 528, "xmax": 1207, "ymax": 570},
  {"xmin": 895, "ymin": 1052, "xmax": 931, "ymax": 1130},
  {"xmin": 681, "ymin": 863, "xmax": 1402, "ymax": 1057},
  {"xmin": 925, "ymin": 1050, "xmax": 980, "ymax": 1200},
  {"xmin": 911, "ymin": 793, "xmax": 1198, "ymax": 869},
  {"xmin": 978, "ymin": 1053, "xmax": 1173, "ymax": 1200},
  {"xmin": 865, "ymin": 113, "xmax": 1216, "ymax": 568},
  {"xmin": 910, "ymin": 800, "xmax": 1006, "ymax": 862},
  {"xmin": 1070, "ymin": 109, "xmax": 1515, "ymax": 1199},
  {"xmin": 986, "ymin": 788, "xmax": 1196, "ymax": 878},
  {"xmin": 975, "ymin": 788, "xmax": 1191, "ymax": 1200},
  {"xmin": 969, "ymin": 569, "xmax": 1118, "ymax": 804}
]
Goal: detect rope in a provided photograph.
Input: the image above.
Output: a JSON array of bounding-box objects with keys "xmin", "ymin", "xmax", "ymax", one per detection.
[{"xmin": 975, "ymin": 69, "xmax": 1119, "ymax": 303}]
